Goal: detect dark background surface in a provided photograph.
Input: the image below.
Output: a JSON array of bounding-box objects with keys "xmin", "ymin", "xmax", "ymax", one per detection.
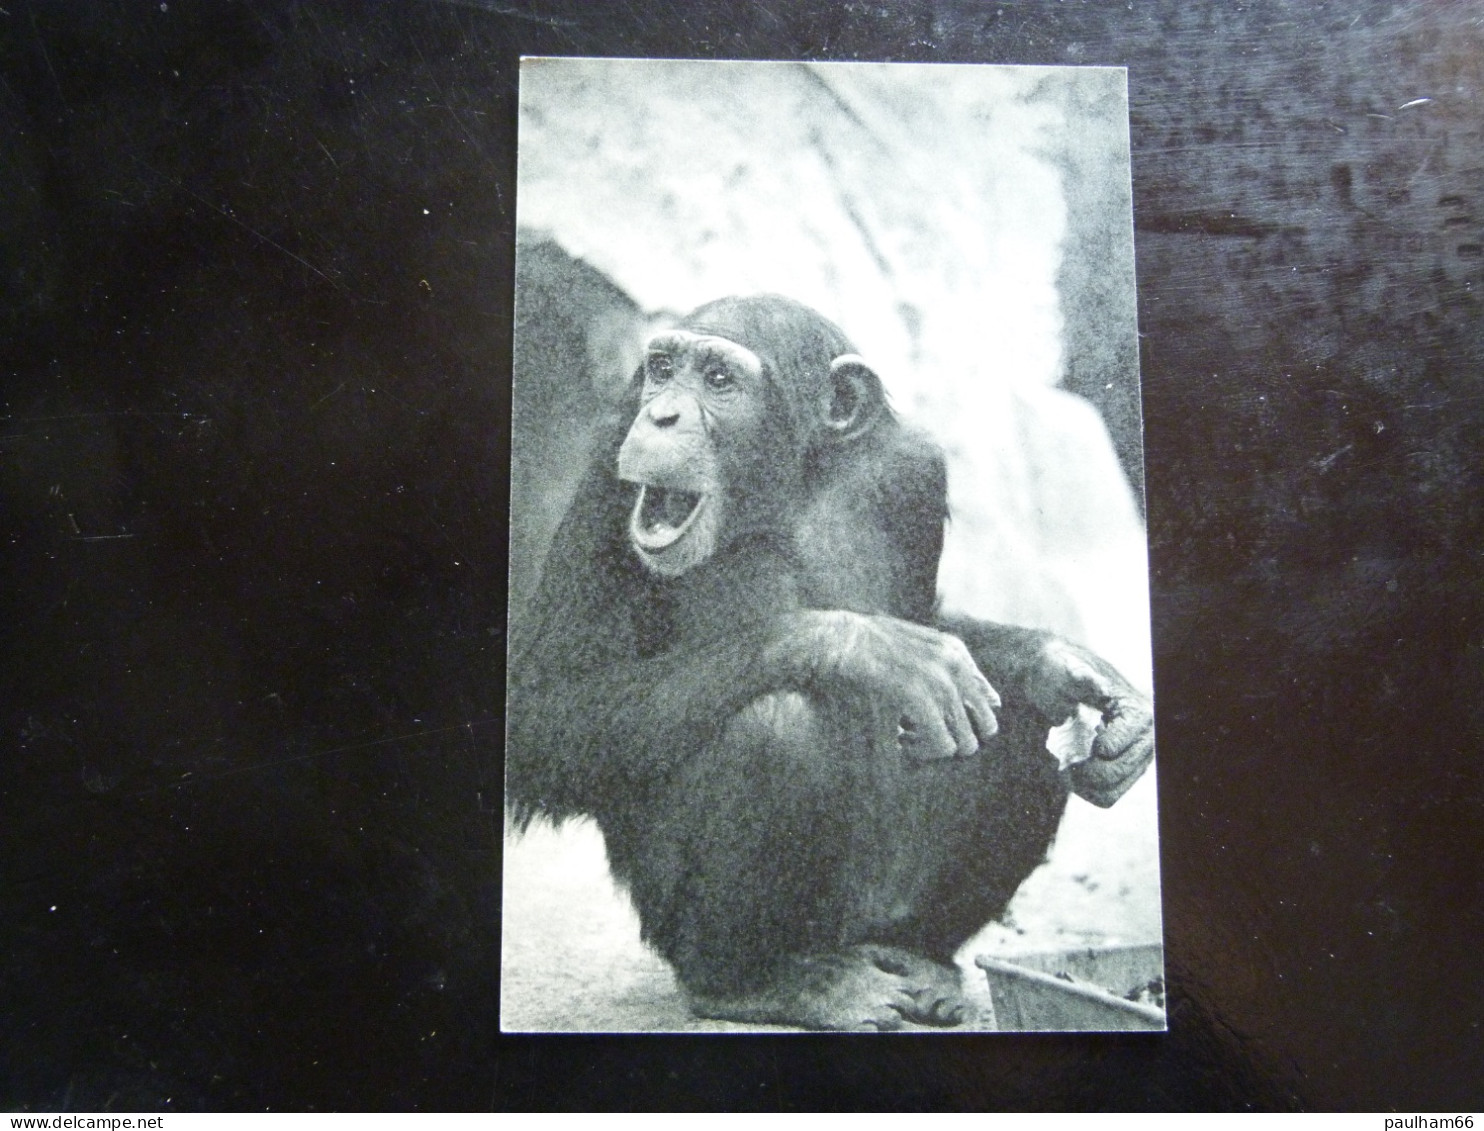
[{"xmin": 1, "ymin": 0, "xmax": 1480, "ymax": 1112}]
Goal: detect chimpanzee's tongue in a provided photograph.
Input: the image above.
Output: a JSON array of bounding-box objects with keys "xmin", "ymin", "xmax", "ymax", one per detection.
[{"xmin": 639, "ymin": 486, "xmax": 701, "ymax": 534}]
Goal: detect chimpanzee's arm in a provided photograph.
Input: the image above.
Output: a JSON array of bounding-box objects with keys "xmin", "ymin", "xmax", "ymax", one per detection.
[
  {"xmin": 506, "ymin": 476, "xmax": 994, "ymax": 823},
  {"xmin": 935, "ymin": 618, "xmax": 1064, "ymax": 708},
  {"xmin": 507, "ymin": 619, "xmax": 795, "ymax": 822},
  {"xmin": 940, "ymin": 614, "xmax": 1155, "ymax": 807},
  {"xmin": 507, "ymin": 606, "xmax": 1001, "ymax": 823}
]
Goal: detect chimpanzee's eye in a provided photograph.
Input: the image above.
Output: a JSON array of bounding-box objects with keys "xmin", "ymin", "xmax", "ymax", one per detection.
[
  {"xmin": 703, "ymin": 365, "xmax": 735, "ymax": 391},
  {"xmin": 646, "ymin": 354, "xmax": 674, "ymax": 384}
]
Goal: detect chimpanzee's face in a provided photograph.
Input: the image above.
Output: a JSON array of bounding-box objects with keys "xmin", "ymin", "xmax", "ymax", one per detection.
[{"xmin": 616, "ymin": 330, "xmax": 777, "ymax": 577}]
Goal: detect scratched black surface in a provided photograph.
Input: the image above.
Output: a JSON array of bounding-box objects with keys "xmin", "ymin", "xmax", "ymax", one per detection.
[{"xmin": 1, "ymin": 0, "xmax": 1481, "ymax": 1112}]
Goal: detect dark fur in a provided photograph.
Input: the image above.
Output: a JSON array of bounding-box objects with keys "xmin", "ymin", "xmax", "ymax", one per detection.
[{"xmin": 507, "ymin": 295, "xmax": 1144, "ymax": 1024}]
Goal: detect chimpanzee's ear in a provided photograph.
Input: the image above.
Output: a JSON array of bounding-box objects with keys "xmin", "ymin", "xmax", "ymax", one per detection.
[{"xmin": 823, "ymin": 354, "xmax": 886, "ymax": 442}]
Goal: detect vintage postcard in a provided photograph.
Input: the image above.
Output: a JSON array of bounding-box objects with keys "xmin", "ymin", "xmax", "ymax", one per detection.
[{"xmin": 502, "ymin": 58, "xmax": 1162, "ymax": 1033}]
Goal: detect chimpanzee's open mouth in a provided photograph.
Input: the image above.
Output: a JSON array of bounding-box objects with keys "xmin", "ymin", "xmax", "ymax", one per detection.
[{"xmin": 629, "ymin": 485, "xmax": 708, "ymax": 552}]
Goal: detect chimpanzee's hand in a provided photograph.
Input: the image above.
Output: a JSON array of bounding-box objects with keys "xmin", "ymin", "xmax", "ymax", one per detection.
[
  {"xmin": 1025, "ymin": 638, "xmax": 1154, "ymax": 807},
  {"xmin": 773, "ymin": 611, "xmax": 1001, "ymax": 761}
]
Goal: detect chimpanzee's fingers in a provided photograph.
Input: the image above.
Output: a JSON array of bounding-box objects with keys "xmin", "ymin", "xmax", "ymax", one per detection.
[
  {"xmin": 937, "ymin": 635, "xmax": 997, "ymax": 750},
  {"xmin": 1091, "ymin": 698, "xmax": 1155, "ymax": 763},
  {"xmin": 922, "ymin": 720, "xmax": 959, "ymax": 761},
  {"xmin": 945, "ymin": 704, "xmax": 980, "ymax": 758},
  {"xmin": 1073, "ymin": 695, "xmax": 1154, "ymax": 806},
  {"xmin": 955, "ymin": 664, "xmax": 1003, "ymax": 736},
  {"xmin": 899, "ymin": 693, "xmax": 958, "ymax": 761},
  {"xmin": 930, "ymin": 674, "xmax": 980, "ymax": 758},
  {"xmin": 963, "ymin": 695, "xmax": 999, "ymax": 746},
  {"xmin": 961, "ymin": 673, "xmax": 999, "ymax": 746},
  {"xmin": 1070, "ymin": 744, "xmax": 1151, "ymax": 807}
]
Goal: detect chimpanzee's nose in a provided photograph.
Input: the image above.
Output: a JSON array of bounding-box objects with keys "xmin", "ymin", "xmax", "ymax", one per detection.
[{"xmin": 646, "ymin": 390, "xmax": 684, "ymax": 427}]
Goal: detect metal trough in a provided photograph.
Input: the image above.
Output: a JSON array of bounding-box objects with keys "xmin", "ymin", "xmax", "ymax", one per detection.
[{"xmin": 975, "ymin": 943, "xmax": 1166, "ymax": 1032}]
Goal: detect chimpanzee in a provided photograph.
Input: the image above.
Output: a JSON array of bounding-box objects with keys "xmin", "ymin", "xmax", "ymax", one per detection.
[{"xmin": 506, "ymin": 295, "xmax": 1154, "ymax": 1030}]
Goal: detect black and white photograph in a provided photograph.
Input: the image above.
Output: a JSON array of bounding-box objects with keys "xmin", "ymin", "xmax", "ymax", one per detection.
[
  {"xmin": 5, "ymin": 0, "xmax": 1483, "ymax": 1109},
  {"xmin": 502, "ymin": 59, "xmax": 1163, "ymax": 1033}
]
